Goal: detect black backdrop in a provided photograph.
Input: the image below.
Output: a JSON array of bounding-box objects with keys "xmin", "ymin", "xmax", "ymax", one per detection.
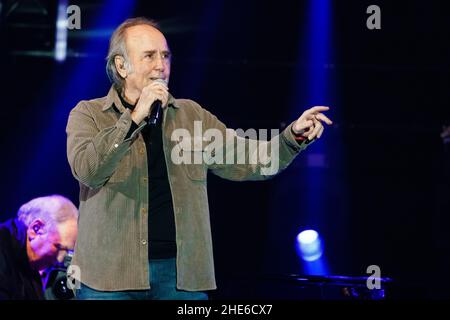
[{"xmin": 1, "ymin": 0, "xmax": 449, "ymax": 299}]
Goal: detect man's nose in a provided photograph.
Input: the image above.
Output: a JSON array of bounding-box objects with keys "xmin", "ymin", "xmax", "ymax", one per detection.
[
  {"xmin": 57, "ymin": 251, "xmax": 67, "ymax": 264},
  {"xmin": 154, "ymin": 53, "xmax": 165, "ymax": 71}
]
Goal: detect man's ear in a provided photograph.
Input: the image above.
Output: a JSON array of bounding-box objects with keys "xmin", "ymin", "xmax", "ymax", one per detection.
[
  {"xmin": 28, "ymin": 220, "xmax": 45, "ymax": 240},
  {"xmin": 114, "ymin": 55, "xmax": 128, "ymax": 78}
]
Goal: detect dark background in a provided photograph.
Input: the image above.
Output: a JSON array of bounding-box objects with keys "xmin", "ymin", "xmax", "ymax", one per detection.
[{"xmin": 0, "ymin": 0, "xmax": 449, "ymax": 299}]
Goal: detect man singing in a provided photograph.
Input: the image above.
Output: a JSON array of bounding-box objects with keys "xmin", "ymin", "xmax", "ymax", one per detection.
[{"xmin": 66, "ymin": 17, "xmax": 332, "ymax": 300}]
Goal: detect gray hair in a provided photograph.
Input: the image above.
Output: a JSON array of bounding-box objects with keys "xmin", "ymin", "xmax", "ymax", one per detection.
[
  {"xmin": 17, "ymin": 195, "xmax": 78, "ymax": 230},
  {"xmin": 106, "ymin": 17, "xmax": 161, "ymax": 93}
]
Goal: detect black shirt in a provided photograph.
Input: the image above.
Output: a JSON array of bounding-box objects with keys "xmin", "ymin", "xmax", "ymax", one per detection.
[
  {"xmin": 0, "ymin": 218, "xmax": 44, "ymax": 300},
  {"xmin": 118, "ymin": 94, "xmax": 176, "ymax": 259}
]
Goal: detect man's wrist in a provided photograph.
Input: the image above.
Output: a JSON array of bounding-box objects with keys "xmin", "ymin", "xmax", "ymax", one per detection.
[
  {"xmin": 291, "ymin": 126, "xmax": 307, "ymax": 141},
  {"xmin": 131, "ymin": 111, "xmax": 145, "ymax": 125}
]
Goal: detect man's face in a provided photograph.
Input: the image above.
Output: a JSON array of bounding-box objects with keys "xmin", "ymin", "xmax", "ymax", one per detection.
[
  {"xmin": 123, "ymin": 24, "xmax": 171, "ymax": 96},
  {"xmin": 28, "ymin": 219, "xmax": 78, "ymax": 271}
]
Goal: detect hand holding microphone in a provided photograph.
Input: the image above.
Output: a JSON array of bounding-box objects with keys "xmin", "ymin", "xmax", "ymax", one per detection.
[{"xmin": 131, "ymin": 79, "xmax": 169, "ymax": 125}]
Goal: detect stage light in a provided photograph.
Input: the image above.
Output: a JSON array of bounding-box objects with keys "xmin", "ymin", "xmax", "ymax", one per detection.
[
  {"xmin": 54, "ymin": 0, "xmax": 68, "ymax": 62},
  {"xmin": 297, "ymin": 229, "xmax": 323, "ymax": 262}
]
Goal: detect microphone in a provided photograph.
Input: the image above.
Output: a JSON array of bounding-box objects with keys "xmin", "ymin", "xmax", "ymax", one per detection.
[{"xmin": 147, "ymin": 79, "xmax": 167, "ymax": 126}]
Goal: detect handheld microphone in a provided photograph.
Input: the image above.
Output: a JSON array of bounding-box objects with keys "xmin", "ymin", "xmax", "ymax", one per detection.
[
  {"xmin": 148, "ymin": 79, "xmax": 167, "ymax": 126},
  {"xmin": 148, "ymin": 100, "xmax": 161, "ymax": 125}
]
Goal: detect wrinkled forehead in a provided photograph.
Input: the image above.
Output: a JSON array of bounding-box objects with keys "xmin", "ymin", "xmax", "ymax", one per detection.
[{"xmin": 124, "ymin": 24, "xmax": 170, "ymax": 54}]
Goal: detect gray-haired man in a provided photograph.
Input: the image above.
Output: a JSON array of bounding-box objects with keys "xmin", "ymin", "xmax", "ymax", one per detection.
[
  {"xmin": 0, "ymin": 195, "xmax": 78, "ymax": 300},
  {"xmin": 66, "ymin": 17, "xmax": 332, "ymax": 300}
]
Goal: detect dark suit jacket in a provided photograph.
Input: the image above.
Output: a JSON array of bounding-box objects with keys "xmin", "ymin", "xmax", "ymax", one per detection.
[{"xmin": 0, "ymin": 218, "xmax": 43, "ymax": 300}]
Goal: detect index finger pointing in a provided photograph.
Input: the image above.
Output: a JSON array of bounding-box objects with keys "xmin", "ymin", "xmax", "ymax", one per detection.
[{"xmin": 305, "ymin": 106, "xmax": 330, "ymax": 115}]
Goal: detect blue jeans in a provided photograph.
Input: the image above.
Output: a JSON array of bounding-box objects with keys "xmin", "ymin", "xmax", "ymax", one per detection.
[{"xmin": 75, "ymin": 258, "xmax": 208, "ymax": 300}]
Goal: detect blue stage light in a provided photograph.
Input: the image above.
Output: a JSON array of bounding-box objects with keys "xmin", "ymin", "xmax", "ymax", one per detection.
[{"xmin": 297, "ymin": 229, "xmax": 323, "ymax": 262}]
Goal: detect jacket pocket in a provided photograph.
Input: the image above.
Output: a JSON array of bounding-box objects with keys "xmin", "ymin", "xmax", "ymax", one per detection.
[
  {"xmin": 183, "ymin": 153, "xmax": 207, "ymax": 181},
  {"xmin": 178, "ymin": 139, "xmax": 207, "ymax": 181}
]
